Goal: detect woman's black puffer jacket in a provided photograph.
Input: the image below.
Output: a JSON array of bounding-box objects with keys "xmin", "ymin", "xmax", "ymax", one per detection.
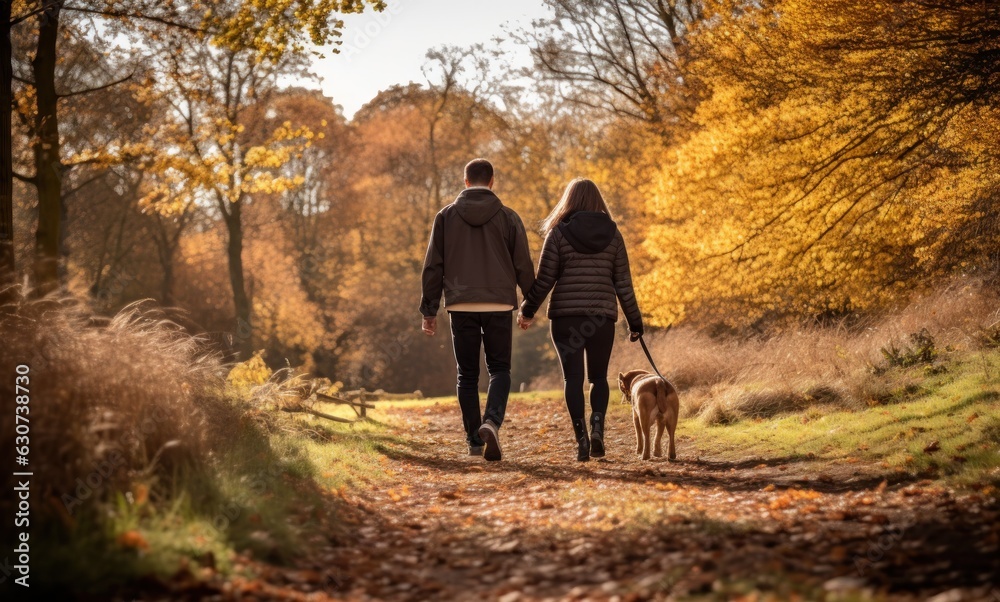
[{"xmin": 520, "ymin": 211, "xmax": 643, "ymax": 334}]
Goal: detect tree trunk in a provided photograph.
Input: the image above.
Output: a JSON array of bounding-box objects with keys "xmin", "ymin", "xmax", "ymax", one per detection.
[
  {"xmin": 0, "ymin": 0, "xmax": 15, "ymax": 288},
  {"xmin": 161, "ymin": 246, "xmax": 174, "ymax": 306},
  {"xmin": 224, "ymin": 201, "xmax": 253, "ymax": 359},
  {"xmin": 151, "ymin": 202, "xmax": 187, "ymax": 308},
  {"xmin": 31, "ymin": 0, "xmax": 61, "ymax": 295}
]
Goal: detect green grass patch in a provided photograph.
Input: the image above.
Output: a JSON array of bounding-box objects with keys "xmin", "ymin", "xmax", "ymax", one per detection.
[{"xmin": 675, "ymin": 352, "xmax": 1000, "ymax": 487}]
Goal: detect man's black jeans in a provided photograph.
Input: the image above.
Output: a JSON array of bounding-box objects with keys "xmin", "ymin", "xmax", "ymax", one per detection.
[{"xmin": 448, "ymin": 311, "xmax": 512, "ymax": 445}]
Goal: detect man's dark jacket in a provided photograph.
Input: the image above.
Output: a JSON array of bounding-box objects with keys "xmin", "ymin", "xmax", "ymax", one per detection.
[
  {"xmin": 419, "ymin": 188, "xmax": 535, "ymax": 317},
  {"xmin": 520, "ymin": 211, "xmax": 643, "ymax": 334}
]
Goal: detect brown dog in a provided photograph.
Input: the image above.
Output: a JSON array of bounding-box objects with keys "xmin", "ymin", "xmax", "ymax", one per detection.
[{"xmin": 618, "ymin": 369, "xmax": 680, "ymax": 461}]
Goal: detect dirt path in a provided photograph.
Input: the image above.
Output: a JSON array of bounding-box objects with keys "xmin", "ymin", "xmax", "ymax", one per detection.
[{"xmin": 182, "ymin": 397, "xmax": 999, "ymax": 602}]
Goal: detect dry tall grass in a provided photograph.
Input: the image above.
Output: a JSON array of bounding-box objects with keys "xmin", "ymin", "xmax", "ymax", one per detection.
[
  {"xmin": 595, "ymin": 278, "xmax": 999, "ymax": 423},
  {"xmin": 0, "ymin": 291, "xmax": 225, "ymax": 526}
]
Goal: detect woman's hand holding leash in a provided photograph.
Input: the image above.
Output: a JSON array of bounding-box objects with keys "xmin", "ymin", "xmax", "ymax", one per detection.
[{"xmin": 421, "ymin": 316, "xmax": 437, "ymax": 336}]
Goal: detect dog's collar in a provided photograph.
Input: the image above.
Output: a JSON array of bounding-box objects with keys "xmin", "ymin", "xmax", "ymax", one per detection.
[{"xmin": 634, "ymin": 374, "xmax": 662, "ymax": 386}]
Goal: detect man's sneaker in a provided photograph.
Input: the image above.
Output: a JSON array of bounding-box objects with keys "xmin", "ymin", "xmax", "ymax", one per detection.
[
  {"xmin": 478, "ymin": 420, "xmax": 502, "ymax": 461},
  {"xmin": 468, "ymin": 444, "xmax": 484, "ymax": 456}
]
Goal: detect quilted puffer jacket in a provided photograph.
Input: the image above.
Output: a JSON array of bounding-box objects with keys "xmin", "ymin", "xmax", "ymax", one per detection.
[{"xmin": 520, "ymin": 211, "xmax": 643, "ymax": 334}]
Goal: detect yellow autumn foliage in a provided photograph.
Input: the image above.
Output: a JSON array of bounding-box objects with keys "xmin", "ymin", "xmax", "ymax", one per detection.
[
  {"xmin": 226, "ymin": 351, "xmax": 272, "ymax": 388},
  {"xmin": 637, "ymin": 0, "xmax": 1000, "ymax": 327}
]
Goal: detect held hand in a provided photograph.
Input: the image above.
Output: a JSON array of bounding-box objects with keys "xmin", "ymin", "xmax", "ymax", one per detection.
[
  {"xmin": 517, "ymin": 311, "xmax": 533, "ymax": 331},
  {"xmin": 422, "ymin": 316, "xmax": 437, "ymax": 336},
  {"xmin": 629, "ymin": 331, "xmax": 641, "ymax": 342}
]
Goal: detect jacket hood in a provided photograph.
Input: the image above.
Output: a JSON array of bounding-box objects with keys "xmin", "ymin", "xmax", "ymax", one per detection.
[
  {"xmin": 559, "ymin": 211, "xmax": 617, "ymax": 254},
  {"xmin": 454, "ymin": 187, "xmax": 503, "ymax": 227}
]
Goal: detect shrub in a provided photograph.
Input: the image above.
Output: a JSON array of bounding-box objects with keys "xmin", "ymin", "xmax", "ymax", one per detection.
[
  {"xmin": 603, "ymin": 276, "xmax": 999, "ymax": 421},
  {"xmin": 977, "ymin": 320, "xmax": 1000, "ymax": 349},
  {"xmin": 880, "ymin": 329, "xmax": 937, "ymax": 368},
  {"xmin": 0, "ymin": 293, "xmax": 224, "ymax": 528}
]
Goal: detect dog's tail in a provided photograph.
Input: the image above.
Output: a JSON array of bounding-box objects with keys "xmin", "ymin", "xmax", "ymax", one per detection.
[{"xmin": 656, "ymin": 377, "xmax": 673, "ymax": 415}]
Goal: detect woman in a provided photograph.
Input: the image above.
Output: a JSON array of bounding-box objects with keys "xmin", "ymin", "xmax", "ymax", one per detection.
[{"xmin": 518, "ymin": 179, "xmax": 643, "ymax": 461}]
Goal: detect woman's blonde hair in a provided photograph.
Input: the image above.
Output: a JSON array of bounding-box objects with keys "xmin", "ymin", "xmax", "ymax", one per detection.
[{"xmin": 540, "ymin": 178, "xmax": 613, "ymax": 234}]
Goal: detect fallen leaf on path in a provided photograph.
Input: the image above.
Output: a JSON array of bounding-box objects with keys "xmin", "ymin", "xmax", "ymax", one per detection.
[
  {"xmin": 387, "ymin": 485, "xmax": 410, "ymax": 501},
  {"xmin": 117, "ymin": 530, "xmax": 150, "ymax": 550},
  {"xmin": 489, "ymin": 539, "xmax": 520, "ymax": 553},
  {"xmin": 823, "ymin": 576, "xmax": 866, "ymax": 591},
  {"xmin": 769, "ymin": 488, "xmax": 821, "ymax": 509}
]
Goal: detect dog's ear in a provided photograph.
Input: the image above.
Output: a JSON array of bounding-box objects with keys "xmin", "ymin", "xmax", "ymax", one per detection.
[
  {"xmin": 617, "ymin": 372, "xmax": 631, "ymax": 401},
  {"xmin": 621, "ymin": 369, "xmax": 644, "ymax": 389}
]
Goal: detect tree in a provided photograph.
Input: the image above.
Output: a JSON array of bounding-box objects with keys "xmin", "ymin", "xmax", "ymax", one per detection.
[
  {"xmin": 1, "ymin": 0, "xmax": 46, "ymax": 288},
  {"xmin": 1, "ymin": 0, "xmax": 16, "ymax": 286},
  {"xmin": 143, "ymin": 174, "xmax": 200, "ymax": 307},
  {"xmin": 29, "ymin": 0, "xmax": 61, "ymax": 293},
  {"xmin": 522, "ymin": 0, "xmax": 704, "ymax": 138},
  {"xmin": 639, "ymin": 0, "xmax": 1000, "ymax": 326},
  {"xmin": 128, "ymin": 32, "xmax": 317, "ymax": 358},
  {"xmin": 244, "ymin": 88, "xmax": 362, "ymax": 370},
  {"xmin": 12, "ymin": 1, "xmax": 198, "ymax": 294},
  {"xmin": 10, "ymin": 0, "xmax": 383, "ymax": 300}
]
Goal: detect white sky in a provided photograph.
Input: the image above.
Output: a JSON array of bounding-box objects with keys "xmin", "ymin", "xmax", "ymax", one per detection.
[{"xmin": 311, "ymin": 0, "xmax": 553, "ymax": 119}]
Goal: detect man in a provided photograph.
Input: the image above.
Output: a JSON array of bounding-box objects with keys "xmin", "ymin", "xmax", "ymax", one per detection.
[{"xmin": 419, "ymin": 159, "xmax": 535, "ymax": 461}]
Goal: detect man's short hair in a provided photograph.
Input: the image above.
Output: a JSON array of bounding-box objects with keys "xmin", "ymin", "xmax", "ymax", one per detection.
[{"xmin": 464, "ymin": 158, "xmax": 494, "ymax": 186}]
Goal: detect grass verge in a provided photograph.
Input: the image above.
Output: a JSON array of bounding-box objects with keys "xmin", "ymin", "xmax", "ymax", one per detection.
[
  {"xmin": 602, "ymin": 349, "xmax": 1000, "ymax": 488},
  {"xmin": 33, "ymin": 394, "xmax": 402, "ymax": 596}
]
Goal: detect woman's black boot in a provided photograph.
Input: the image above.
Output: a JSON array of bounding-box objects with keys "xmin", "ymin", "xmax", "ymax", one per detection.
[
  {"xmin": 590, "ymin": 412, "xmax": 605, "ymax": 458},
  {"xmin": 572, "ymin": 418, "xmax": 590, "ymax": 462}
]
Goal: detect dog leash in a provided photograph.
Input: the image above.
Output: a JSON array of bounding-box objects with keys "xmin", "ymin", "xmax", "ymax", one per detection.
[{"xmin": 638, "ymin": 335, "xmax": 664, "ymax": 379}]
